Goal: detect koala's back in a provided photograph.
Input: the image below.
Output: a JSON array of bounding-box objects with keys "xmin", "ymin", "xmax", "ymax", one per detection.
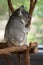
[
  {"xmin": 4, "ymin": 15, "xmax": 25, "ymax": 45},
  {"xmin": 4, "ymin": 5, "xmax": 30, "ymax": 46}
]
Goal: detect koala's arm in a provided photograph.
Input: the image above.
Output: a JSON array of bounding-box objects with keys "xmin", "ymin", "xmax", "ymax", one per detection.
[{"xmin": 13, "ymin": 28, "xmax": 25, "ymax": 43}]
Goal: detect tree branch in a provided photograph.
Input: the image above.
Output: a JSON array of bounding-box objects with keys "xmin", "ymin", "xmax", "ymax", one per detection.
[
  {"xmin": 25, "ymin": 0, "xmax": 37, "ymax": 27},
  {"xmin": 7, "ymin": 0, "xmax": 14, "ymax": 14},
  {"xmin": 24, "ymin": 50, "xmax": 30, "ymax": 65},
  {"xmin": 29, "ymin": 0, "xmax": 37, "ymax": 17},
  {"xmin": 0, "ymin": 45, "xmax": 27, "ymax": 55},
  {"xmin": 0, "ymin": 42, "xmax": 38, "ymax": 55}
]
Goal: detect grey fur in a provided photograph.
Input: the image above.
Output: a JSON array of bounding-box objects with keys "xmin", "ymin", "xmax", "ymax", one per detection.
[{"xmin": 4, "ymin": 5, "xmax": 31, "ymax": 46}]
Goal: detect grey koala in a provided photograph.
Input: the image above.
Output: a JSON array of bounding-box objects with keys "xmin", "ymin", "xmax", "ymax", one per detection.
[{"xmin": 4, "ymin": 5, "xmax": 31, "ymax": 46}]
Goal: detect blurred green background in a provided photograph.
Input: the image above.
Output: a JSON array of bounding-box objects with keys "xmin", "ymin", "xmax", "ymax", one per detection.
[{"xmin": 0, "ymin": 0, "xmax": 43, "ymax": 45}]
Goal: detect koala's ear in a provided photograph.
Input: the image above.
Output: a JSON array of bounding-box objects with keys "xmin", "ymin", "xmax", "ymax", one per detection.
[
  {"xmin": 20, "ymin": 5, "xmax": 24, "ymax": 9},
  {"xmin": 20, "ymin": 5, "xmax": 24, "ymax": 11},
  {"xmin": 18, "ymin": 5, "xmax": 24, "ymax": 16}
]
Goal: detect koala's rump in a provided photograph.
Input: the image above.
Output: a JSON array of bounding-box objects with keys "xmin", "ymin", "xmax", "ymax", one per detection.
[{"xmin": 4, "ymin": 18, "xmax": 25, "ymax": 44}]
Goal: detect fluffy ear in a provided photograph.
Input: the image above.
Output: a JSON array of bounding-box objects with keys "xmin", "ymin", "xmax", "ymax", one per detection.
[
  {"xmin": 20, "ymin": 5, "xmax": 24, "ymax": 11},
  {"xmin": 18, "ymin": 5, "xmax": 24, "ymax": 16}
]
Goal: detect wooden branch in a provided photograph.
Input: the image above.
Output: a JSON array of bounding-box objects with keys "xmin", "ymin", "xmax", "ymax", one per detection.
[
  {"xmin": 0, "ymin": 45, "xmax": 27, "ymax": 55},
  {"xmin": 29, "ymin": 0, "xmax": 37, "ymax": 16},
  {"xmin": 26, "ymin": 0, "xmax": 37, "ymax": 28},
  {"xmin": 29, "ymin": 42, "xmax": 38, "ymax": 48},
  {"xmin": 24, "ymin": 50, "xmax": 30, "ymax": 65},
  {"xmin": 0, "ymin": 42, "xmax": 38, "ymax": 55},
  {"xmin": 29, "ymin": 42, "xmax": 38, "ymax": 53},
  {"xmin": 0, "ymin": 43, "xmax": 8, "ymax": 49},
  {"xmin": 0, "ymin": 42, "xmax": 38, "ymax": 65},
  {"xmin": 7, "ymin": 0, "xmax": 14, "ymax": 14}
]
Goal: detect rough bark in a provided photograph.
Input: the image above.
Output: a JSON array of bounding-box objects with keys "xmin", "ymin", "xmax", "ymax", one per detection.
[
  {"xmin": 29, "ymin": 0, "xmax": 37, "ymax": 16},
  {"xmin": 7, "ymin": 0, "xmax": 14, "ymax": 14},
  {"xmin": 24, "ymin": 50, "xmax": 30, "ymax": 65},
  {"xmin": 0, "ymin": 45, "xmax": 27, "ymax": 55},
  {"xmin": 0, "ymin": 42, "xmax": 38, "ymax": 55}
]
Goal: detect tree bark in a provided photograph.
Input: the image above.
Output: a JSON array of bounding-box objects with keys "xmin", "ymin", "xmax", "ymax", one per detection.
[
  {"xmin": 0, "ymin": 45, "xmax": 27, "ymax": 55},
  {"xmin": 24, "ymin": 50, "xmax": 30, "ymax": 65},
  {"xmin": 29, "ymin": 0, "xmax": 37, "ymax": 16},
  {"xmin": 0, "ymin": 42, "xmax": 38, "ymax": 55},
  {"xmin": 7, "ymin": 0, "xmax": 14, "ymax": 14}
]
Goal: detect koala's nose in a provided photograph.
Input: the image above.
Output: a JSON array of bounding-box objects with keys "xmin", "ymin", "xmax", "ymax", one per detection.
[
  {"xmin": 25, "ymin": 24, "xmax": 30, "ymax": 31},
  {"xmin": 25, "ymin": 24, "xmax": 29, "ymax": 28},
  {"xmin": 25, "ymin": 20, "xmax": 31, "ymax": 28},
  {"xmin": 25, "ymin": 23, "xmax": 30, "ymax": 28}
]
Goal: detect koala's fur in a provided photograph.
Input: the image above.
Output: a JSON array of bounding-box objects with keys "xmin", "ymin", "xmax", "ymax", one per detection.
[{"xmin": 4, "ymin": 5, "xmax": 31, "ymax": 46}]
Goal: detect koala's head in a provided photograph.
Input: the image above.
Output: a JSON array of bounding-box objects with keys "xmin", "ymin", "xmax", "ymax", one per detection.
[{"xmin": 18, "ymin": 5, "xmax": 31, "ymax": 28}]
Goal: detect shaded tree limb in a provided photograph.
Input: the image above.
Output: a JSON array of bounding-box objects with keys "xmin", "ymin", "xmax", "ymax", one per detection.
[
  {"xmin": 7, "ymin": 0, "xmax": 14, "ymax": 14},
  {"xmin": 24, "ymin": 49, "xmax": 30, "ymax": 65},
  {"xmin": 29, "ymin": 0, "xmax": 37, "ymax": 16},
  {"xmin": 0, "ymin": 42, "xmax": 38, "ymax": 55}
]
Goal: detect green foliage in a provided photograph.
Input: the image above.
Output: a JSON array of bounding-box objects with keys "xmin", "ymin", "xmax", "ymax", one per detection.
[
  {"xmin": 0, "ymin": 0, "xmax": 8, "ymax": 15},
  {"xmin": 33, "ymin": 0, "xmax": 43, "ymax": 17},
  {"xmin": 27, "ymin": 32, "xmax": 36, "ymax": 42},
  {"xmin": 12, "ymin": 0, "xmax": 30, "ymax": 11},
  {"xmin": 32, "ymin": 17, "xmax": 43, "ymax": 45}
]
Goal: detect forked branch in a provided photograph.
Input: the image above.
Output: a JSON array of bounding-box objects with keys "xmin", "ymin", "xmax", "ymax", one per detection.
[
  {"xmin": 7, "ymin": 0, "xmax": 37, "ymax": 16},
  {"xmin": 29, "ymin": 0, "xmax": 37, "ymax": 17}
]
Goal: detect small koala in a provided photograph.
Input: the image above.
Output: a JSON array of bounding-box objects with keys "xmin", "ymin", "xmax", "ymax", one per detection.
[{"xmin": 4, "ymin": 5, "xmax": 31, "ymax": 46}]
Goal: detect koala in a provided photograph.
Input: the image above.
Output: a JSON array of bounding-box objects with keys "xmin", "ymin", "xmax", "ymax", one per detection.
[{"xmin": 4, "ymin": 5, "xmax": 31, "ymax": 46}]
